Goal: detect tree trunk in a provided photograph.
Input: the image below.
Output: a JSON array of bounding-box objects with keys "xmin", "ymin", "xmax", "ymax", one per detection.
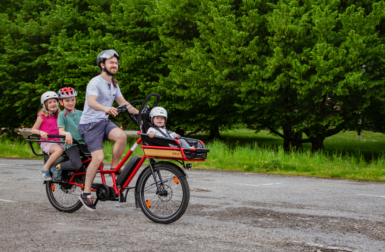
[
  {"xmin": 290, "ymin": 131, "xmax": 303, "ymax": 150},
  {"xmin": 208, "ymin": 126, "xmax": 221, "ymax": 140},
  {"xmin": 310, "ymin": 136, "xmax": 325, "ymax": 152},
  {"xmin": 282, "ymin": 126, "xmax": 303, "ymax": 151}
]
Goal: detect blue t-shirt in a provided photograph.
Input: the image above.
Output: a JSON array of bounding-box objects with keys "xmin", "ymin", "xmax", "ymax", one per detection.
[{"xmin": 79, "ymin": 75, "xmax": 123, "ymax": 124}]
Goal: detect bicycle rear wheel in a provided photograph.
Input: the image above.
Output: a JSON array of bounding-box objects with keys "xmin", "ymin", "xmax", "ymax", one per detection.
[
  {"xmin": 46, "ymin": 181, "xmax": 83, "ymax": 213},
  {"xmin": 137, "ymin": 163, "xmax": 190, "ymax": 224}
]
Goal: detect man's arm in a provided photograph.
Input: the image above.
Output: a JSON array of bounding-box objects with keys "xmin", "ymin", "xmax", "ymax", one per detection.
[
  {"xmin": 115, "ymin": 96, "xmax": 139, "ymax": 114},
  {"xmin": 88, "ymin": 95, "xmax": 118, "ymax": 116}
]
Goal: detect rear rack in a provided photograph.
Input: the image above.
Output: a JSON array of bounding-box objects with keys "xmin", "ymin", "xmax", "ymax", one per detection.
[{"xmin": 25, "ymin": 134, "xmax": 74, "ymax": 156}]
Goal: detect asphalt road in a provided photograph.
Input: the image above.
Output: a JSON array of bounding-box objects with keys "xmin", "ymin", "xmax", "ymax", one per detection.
[{"xmin": 0, "ymin": 158, "xmax": 384, "ymax": 252}]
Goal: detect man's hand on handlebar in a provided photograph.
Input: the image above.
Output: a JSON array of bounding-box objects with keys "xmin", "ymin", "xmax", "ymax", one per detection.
[{"xmin": 105, "ymin": 107, "xmax": 119, "ymax": 116}]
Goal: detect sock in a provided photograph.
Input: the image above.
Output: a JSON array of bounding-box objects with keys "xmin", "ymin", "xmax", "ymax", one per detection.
[{"xmin": 83, "ymin": 192, "xmax": 91, "ymax": 197}]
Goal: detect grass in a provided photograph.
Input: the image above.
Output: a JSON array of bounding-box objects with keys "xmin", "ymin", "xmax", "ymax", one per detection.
[
  {"xmin": 191, "ymin": 129, "xmax": 385, "ymax": 161},
  {"xmin": 189, "ymin": 140, "xmax": 385, "ymax": 182},
  {"xmin": 185, "ymin": 129, "xmax": 385, "ymax": 181},
  {"xmin": 1, "ymin": 129, "xmax": 385, "ymax": 181}
]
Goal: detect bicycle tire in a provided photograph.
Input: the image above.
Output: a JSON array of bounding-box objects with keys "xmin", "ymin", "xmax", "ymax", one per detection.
[
  {"xmin": 46, "ymin": 181, "xmax": 83, "ymax": 213},
  {"xmin": 137, "ymin": 163, "xmax": 190, "ymax": 224}
]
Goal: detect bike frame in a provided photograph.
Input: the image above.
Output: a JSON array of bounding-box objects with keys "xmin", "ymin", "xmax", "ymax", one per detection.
[
  {"xmin": 28, "ymin": 132, "xmax": 207, "ymax": 197},
  {"xmin": 26, "ymin": 93, "xmax": 208, "ymax": 202}
]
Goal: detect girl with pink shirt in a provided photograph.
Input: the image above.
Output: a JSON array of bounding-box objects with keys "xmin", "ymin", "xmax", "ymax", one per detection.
[{"xmin": 31, "ymin": 91, "xmax": 64, "ymax": 181}]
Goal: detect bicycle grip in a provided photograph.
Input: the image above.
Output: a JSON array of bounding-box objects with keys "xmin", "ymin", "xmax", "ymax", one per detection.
[{"xmin": 138, "ymin": 93, "xmax": 160, "ymax": 132}]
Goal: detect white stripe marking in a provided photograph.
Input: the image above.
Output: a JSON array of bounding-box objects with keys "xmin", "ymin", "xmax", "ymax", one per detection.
[
  {"xmin": 356, "ymin": 194, "xmax": 385, "ymax": 198},
  {"xmin": 0, "ymin": 199, "xmax": 18, "ymax": 203},
  {"xmin": 130, "ymin": 142, "xmax": 139, "ymax": 152},
  {"xmin": 234, "ymin": 183, "xmax": 282, "ymax": 187}
]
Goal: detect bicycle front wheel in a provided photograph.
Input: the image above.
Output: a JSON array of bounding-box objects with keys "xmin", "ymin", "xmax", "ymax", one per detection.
[
  {"xmin": 138, "ymin": 163, "xmax": 190, "ymax": 224},
  {"xmin": 46, "ymin": 181, "xmax": 83, "ymax": 213}
]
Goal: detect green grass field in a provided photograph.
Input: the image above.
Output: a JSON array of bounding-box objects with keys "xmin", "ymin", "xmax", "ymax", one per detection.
[
  {"xmin": 187, "ymin": 129, "xmax": 385, "ymax": 182},
  {"xmin": 1, "ymin": 129, "xmax": 384, "ymax": 181}
]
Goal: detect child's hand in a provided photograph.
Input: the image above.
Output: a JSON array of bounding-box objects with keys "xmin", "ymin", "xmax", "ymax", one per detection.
[
  {"xmin": 176, "ymin": 134, "xmax": 180, "ymax": 138},
  {"xmin": 40, "ymin": 131, "xmax": 48, "ymax": 140},
  {"xmin": 65, "ymin": 132, "xmax": 73, "ymax": 145},
  {"xmin": 149, "ymin": 132, "xmax": 155, "ymax": 138}
]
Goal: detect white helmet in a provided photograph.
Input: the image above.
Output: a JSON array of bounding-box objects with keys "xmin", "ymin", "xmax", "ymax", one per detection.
[
  {"xmin": 149, "ymin": 107, "xmax": 168, "ymax": 121},
  {"xmin": 41, "ymin": 91, "xmax": 59, "ymax": 113}
]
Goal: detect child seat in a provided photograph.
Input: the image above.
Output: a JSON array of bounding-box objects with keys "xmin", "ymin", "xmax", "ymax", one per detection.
[{"xmin": 140, "ymin": 133, "xmax": 209, "ymax": 160}]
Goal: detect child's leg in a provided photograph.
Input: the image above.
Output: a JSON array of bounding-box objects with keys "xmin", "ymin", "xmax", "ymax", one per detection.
[
  {"xmin": 43, "ymin": 144, "xmax": 64, "ymax": 170},
  {"xmin": 59, "ymin": 145, "xmax": 82, "ymax": 171},
  {"xmin": 178, "ymin": 139, "xmax": 191, "ymax": 150}
]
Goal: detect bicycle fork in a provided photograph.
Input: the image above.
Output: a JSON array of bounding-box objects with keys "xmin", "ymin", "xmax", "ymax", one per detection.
[{"xmin": 148, "ymin": 159, "xmax": 166, "ymax": 195}]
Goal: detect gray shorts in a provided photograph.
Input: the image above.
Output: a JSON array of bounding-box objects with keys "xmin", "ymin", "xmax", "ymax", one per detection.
[{"xmin": 78, "ymin": 119, "xmax": 118, "ymax": 153}]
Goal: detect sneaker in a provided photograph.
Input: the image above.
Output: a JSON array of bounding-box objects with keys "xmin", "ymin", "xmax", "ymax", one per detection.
[
  {"xmin": 79, "ymin": 194, "xmax": 95, "ymax": 212},
  {"xmin": 50, "ymin": 164, "xmax": 62, "ymax": 181}
]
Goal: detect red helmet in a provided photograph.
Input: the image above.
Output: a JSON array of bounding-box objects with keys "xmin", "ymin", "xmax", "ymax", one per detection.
[{"xmin": 58, "ymin": 87, "xmax": 77, "ymax": 99}]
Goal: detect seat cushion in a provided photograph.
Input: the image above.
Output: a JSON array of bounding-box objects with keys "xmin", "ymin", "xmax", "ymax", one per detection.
[{"xmin": 141, "ymin": 133, "xmax": 179, "ymax": 147}]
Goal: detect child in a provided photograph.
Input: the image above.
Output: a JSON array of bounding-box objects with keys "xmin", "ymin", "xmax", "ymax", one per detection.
[
  {"xmin": 50, "ymin": 87, "xmax": 87, "ymax": 181},
  {"xmin": 31, "ymin": 91, "xmax": 63, "ymax": 181},
  {"xmin": 148, "ymin": 107, "xmax": 191, "ymax": 150}
]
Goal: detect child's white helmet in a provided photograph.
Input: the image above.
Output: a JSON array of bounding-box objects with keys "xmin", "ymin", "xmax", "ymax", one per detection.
[
  {"xmin": 149, "ymin": 107, "xmax": 168, "ymax": 121},
  {"xmin": 41, "ymin": 91, "xmax": 59, "ymax": 113}
]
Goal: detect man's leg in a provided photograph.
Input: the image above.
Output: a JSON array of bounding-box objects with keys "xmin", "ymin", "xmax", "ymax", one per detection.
[
  {"xmin": 108, "ymin": 128, "xmax": 127, "ymax": 168},
  {"xmin": 83, "ymin": 149, "xmax": 104, "ymax": 194},
  {"xmin": 78, "ymin": 120, "xmax": 106, "ymax": 211}
]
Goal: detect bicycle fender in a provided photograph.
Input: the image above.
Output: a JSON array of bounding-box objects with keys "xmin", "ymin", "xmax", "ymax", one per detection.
[
  {"xmin": 134, "ymin": 161, "xmax": 188, "ymax": 208},
  {"xmin": 154, "ymin": 161, "xmax": 188, "ymax": 178}
]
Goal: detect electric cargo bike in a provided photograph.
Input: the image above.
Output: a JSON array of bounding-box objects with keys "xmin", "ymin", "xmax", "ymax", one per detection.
[{"xmin": 26, "ymin": 93, "xmax": 209, "ymax": 224}]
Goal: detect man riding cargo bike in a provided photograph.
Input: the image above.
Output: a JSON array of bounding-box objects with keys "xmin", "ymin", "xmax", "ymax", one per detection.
[{"xmin": 25, "ymin": 50, "xmax": 210, "ymax": 224}]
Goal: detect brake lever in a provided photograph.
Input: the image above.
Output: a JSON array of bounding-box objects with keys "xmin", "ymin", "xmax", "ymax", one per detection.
[
  {"xmin": 142, "ymin": 105, "xmax": 150, "ymax": 114},
  {"xmin": 116, "ymin": 104, "xmax": 128, "ymax": 114}
]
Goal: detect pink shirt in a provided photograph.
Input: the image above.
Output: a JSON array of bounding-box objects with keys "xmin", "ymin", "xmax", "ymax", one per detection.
[{"xmin": 38, "ymin": 114, "xmax": 61, "ymax": 142}]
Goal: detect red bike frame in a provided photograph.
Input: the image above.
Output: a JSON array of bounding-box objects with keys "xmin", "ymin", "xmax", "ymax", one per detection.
[{"xmin": 65, "ymin": 132, "xmax": 207, "ymax": 195}]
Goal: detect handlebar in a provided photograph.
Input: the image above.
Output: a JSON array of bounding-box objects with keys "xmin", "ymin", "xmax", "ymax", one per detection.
[
  {"xmin": 137, "ymin": 93, "xmax": 160, "ymax": 132},
  {"xmin": 107, "ymin": 93, "xmax": 161, "ymax": 132}
]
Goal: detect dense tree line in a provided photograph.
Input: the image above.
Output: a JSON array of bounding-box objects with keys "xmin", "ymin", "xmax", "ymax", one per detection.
[{"xmin": 1, "ymin": 0, "xmax": 384, "ymax": 151}]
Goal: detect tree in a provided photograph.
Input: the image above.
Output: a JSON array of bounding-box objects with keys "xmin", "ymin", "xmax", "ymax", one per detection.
[
  {"xmin": 243, "ymin": 0, "xmax": 385, "ymax": 151},
  {"xmin": 151, "ymin": 0, "xmax": 254, "ymax": 139},
  {"xmin": 156, "ymin": 0, "xmax": 385, "ymax": 150},
  {"xmin": 0, "ymin": 0, "xmax": 166, "ymax": 130}
]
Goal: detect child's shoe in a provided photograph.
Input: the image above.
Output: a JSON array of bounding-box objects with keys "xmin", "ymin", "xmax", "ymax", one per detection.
[
  {"xmin": 40, "ymin": 168, "xmax": 52, "ymax": 181},
  {"xmin": 51, "ymin": 164, "xmax": 62, "ymax": 181}
]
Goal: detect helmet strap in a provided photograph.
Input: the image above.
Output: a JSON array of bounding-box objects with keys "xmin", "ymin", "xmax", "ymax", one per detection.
[
  {"xmin": 102, "ymin": 67, "xmax": 116, "ymax": 76},
  {"xmin": 62, "ymin": 103, "xmax": 68, "ymax": 117}
]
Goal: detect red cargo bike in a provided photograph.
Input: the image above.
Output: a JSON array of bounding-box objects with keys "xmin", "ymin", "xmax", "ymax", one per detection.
[{"xmin": 26, "ymin": 93, "xmax": 209, "ymax": 224}]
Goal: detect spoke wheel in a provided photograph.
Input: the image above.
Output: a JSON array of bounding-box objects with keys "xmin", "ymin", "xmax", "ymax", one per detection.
[
  {"xmin": 138, "ymin": 163, "xmax": 189, "ymax": 224},
  {"xmin": 46, "ymin": 181, "xmax": 83, "ymax": 213}
]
